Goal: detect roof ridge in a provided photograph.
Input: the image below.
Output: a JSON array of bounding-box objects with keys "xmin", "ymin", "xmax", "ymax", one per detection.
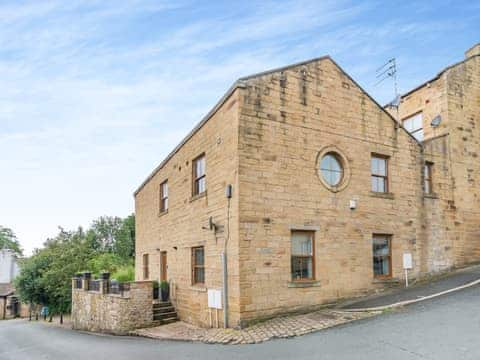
[{"xmin": 401, "ymin": 53, "xmax": 480, "ymax": 99}]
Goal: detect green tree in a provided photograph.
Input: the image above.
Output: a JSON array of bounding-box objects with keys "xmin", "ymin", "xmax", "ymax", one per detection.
[
  {"xmin": 114, "ymin": 214, "xmax": 135, "ymax": 259},
  {"xmin": 87, "ymin": 216, "xmax": 123, "ymax": 252},
  {"xmin": 14, "ymin": 252, "xmax": 50, "ymax": 306},
  {"xmin": 87, "ymin": 252, "xmax": 126, "ymax": 275},
  {"xmin": 14, "ymin": 214, "xmax": 136, "ymax": 314},
  {"xmin": 15, "ymin": 227, "xmax": 93, "ymax": 313},
  {"xmin": 0, "ymin": 226, "xmax": 23, "ymax": 255}
]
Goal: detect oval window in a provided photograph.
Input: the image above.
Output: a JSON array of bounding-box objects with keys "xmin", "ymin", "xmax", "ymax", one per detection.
[{"xmin": 320, "ymin": 153, "xmax": 343, "ymax": 186}]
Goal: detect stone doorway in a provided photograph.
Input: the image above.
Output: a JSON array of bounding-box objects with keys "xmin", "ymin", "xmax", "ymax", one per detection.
[{"xmin": 160, "ymin": 251, "xmax": 167, "ymax": 281}]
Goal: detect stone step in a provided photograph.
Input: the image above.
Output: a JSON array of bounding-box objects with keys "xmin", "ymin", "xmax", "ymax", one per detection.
[
  {"xmin": 152, "ymin": 301, "xmax": 172, "ymax": 309},
  {"xmin": 153, "ymin": 311, "xmax": 178, "ymax": 321},
  {"xmin": 153, "ymin": 310, "xmax": 177, "ymax": 318},
  {"xmin": 152, "ymin": 301, "xmax": 178, "ymax": 325},
  {"xmin": 159, "ymin": 317, "xmax": 178, "ymax": 325},
  {"xmin": 153, "ymin": 306, "xmax": 175, "ymax": 314}
]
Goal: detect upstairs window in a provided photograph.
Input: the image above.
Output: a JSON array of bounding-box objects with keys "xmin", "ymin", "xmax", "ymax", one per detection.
[
  {"xmin": 193, "ymin": 154, "xmax": 206, "ymax": 196},
  {"xmin": 142, "ymin": 253, "xmax": 149, "ymax": 280},
  {"xmin": 291, "ymin": 231, "xmax": 315, "ymax": 281},
  {"xmin": 424, "ymin": 162, "xmax": 433, "ymax": 194},
  {"xmin": 371, "ymin": 155, "xmax": 389, "ymax": 193},
  {"xmin": 160, "ymin": 180, "xmax": 168, "ymax": 212},
  {"xmin": 403, "ymin": 112, "xmax": 424, "ymax": 141},
  {"xmin": 320, "ymin": 153, "xmax": 343, "ymax": 186}
]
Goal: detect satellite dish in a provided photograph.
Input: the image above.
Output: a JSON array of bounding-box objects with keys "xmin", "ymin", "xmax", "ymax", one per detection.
[{"xmin": 431, "ymin": 115, "xmax": 442, "ymax": 127}]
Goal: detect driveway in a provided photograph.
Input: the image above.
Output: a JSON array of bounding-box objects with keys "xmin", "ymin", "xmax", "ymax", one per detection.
[{"xmin": 1, "ymin": 285, "xmax": 480, "ymax": 360}]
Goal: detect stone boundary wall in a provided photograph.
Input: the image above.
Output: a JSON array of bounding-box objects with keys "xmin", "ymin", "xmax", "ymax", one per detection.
[{"xmin": 71, "ymin": 277, "xmax": 153, "ymax": 335}]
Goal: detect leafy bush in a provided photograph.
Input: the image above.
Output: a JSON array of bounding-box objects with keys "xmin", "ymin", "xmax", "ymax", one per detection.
[
  {"xmin": 111, "ymin": 265, "xmax": 135, "ymax": 282},
  {"xmin": 87, "ymin": 253, "xmax": 126, "ymax": 276}
]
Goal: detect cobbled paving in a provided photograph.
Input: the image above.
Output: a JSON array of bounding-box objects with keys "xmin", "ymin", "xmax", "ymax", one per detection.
[{"xmin": 132, "ymin": 310, "xmax": 378, "ymax": 345}]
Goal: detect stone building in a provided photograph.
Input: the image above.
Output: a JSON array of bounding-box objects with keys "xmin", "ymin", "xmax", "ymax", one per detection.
[
  {"xmin": 134, "ymin": 43, "xmax": 480, "ymax": 328},
  {"xmin": 0, "ymin": 249, "xmax": 19, "ymax": 284},
  {"xmin": 0, "ymin": 249, "xmax": 21, "ymax": 319}
]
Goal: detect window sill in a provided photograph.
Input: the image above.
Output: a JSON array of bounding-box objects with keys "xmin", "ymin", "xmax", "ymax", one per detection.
[
  {"xmin": 424, "ymin": 193, "xmax": 438, "ymax": 199},
  {"xmin": 372, "ymin": 277, "xmax": 400, "ymax": 284},
  {"xmin": 287, "ymin": 280, "xmax": 321, "ymax": 288},
  {"xmin": 369, "ymin": 192, "xmax": 394, "ymax": 200},
  {"xmin": 189, "ymin": 285, "xmax": 207, "ymax": 292},
  {"xmin": 190, "ymin": 191, "xmax": 207, "ymax": 203},
  {"xmin": 158, "ymin": 210, "xmax": 168, "ymax": 217}
]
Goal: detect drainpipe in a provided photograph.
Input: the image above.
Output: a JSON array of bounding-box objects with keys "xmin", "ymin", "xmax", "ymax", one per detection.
[
  {"xmin": 221, "ymin": 252, "xmax": 228, "ymax": 328},
  {"xmin": 222, "ymin": 185, "xmax": 233, "ymax": 328}
]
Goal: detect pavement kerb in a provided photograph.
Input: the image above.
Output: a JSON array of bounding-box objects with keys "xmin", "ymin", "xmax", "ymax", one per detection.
[{"xmin": 343, "ymin": 278, "xmax": 480, "ymax": 312}]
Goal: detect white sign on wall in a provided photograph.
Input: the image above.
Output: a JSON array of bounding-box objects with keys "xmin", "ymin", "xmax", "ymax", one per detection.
[
  {"xmin": 207, "ymin": 289, "xmax": 222, "ymax": 309},
  {"xmin": 403, "ymin": 253, "xmax": 413, "ymax": 270}
]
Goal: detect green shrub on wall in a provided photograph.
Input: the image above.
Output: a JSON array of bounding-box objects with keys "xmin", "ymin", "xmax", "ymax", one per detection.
[{"xmin": 111, "ymin": 265, "xmax": 135, "ymax": 282}]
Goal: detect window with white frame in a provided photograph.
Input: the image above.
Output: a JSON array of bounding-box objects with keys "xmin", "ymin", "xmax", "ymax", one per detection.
[
  {"xmin": 403, "ymin": 112, "xmax": 424, "ymax": 141},
  {"xmin": 160, "ymin": 180, "xmax": 168, "ymax": 212}
]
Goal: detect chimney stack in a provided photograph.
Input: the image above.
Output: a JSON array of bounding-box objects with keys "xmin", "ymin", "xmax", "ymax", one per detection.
[{"xmin": 465, "ymin": 43, "xmax": 480, "ymax": 58}]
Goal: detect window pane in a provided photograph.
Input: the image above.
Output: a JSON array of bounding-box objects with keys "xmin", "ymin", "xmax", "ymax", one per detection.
[
  {"xmin": 373, "ymin": 236, "xmax": 390, "ymax": 276},
  {"xmin": 194, "ymin": 248, "xmax": 204, "ymax": 265},
  {"xmin": 163, "ymin": 182, "xmax": 168, "ymax": 197},
  {"xmin": 326, "ymin": 155, "xmax": 341, "ymax": 172},
  {"xmin": 371, "ymin": 177, "xmax": 378, "ymax": 192},
  {"xmin": 320, "ymin": 153, "xmax": 343, "ymax": 186},
  {"xmin": 292, "ymin": 232, "xmax": 312, "ymax": 255},
  {"xmin": 372, "ymin": 157, "xmax": 387, "ymax": 176},
  {"xmin": 403, "ymin": 113, "xmax": 423, "ymax": 140},
  {"xmin": 378, "ymin": 178, "xmax": 385, "ymax": 192},
  {"xmin": 378, "ymin": 158, "xmax": 386, "ymax": 176},
  {"xmin": 320, "ymin": 155, "xmax": 331, "ymax": 171},
  {"xmin": 413, "ymin": 129, "xmax": 424, "ymax": 141},
  {"xmin": 371, "ymin": 157, "xmax": 377, "ymax": 174},
  {"xmin": 372, "ymin": 176, "xmax": 386, "ymax": 192},
  {"xmin": 197, "ymin": 177, "xmax": 206, "ymax": 194},
  {"xmin": 412, "ymin": 113, "xmax": 423, "ymax": 130},
  {"xmin": 425, "ymin": 180, "xmax": 430, "ymax": 194},
  {"xmin": 291, "ymin": 257, "xmax": 313, "ymax": 280},
  {"xmin": 196, "ymin": 156, "xmax": 205, "ymax": 177},
  {"xmin": 403, "ymin": 118, "xmax": 413, "ymax": 132},
  {"xmin": 330, "ymin": 170, "xmax": 341, "ymax": 186},
  {"xmin": 194, "ymin": 267, "xmax": 205, "ymax": 284},
  {"xmin": 373, "ymin": 238, "xmax": 389, "ymax": 256},
  {"xmin": 373, "ymin": 256, "xmax": 390, "ymax": 276}
]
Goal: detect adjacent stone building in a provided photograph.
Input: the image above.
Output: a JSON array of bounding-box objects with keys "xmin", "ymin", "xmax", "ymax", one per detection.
[
  {"xmin": 0, "ymin": 249, "xmax": 19, "ymax": 284},
  {"xmin": 0, "ymin": 249, "xmax": 21, "ymax": 319},
  {"xmin": 134, "ymin": 44, "xmax": 480, "ymax": 328}
]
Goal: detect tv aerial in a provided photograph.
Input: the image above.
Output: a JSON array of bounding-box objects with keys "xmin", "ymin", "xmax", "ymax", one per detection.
[{"xmin": 376, "ymin": 58, "xmax": 399, "ymax": 108}]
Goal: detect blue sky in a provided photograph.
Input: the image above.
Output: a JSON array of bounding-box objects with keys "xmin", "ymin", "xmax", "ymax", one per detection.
[{"xmin": 0, "ymin": 0, "xmax": 478, "ymax": 254}]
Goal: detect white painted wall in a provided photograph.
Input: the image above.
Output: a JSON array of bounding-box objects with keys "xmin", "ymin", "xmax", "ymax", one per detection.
[{"xmin": 0, "ymin": 249, "xmax": 19, "ymax": 283}]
